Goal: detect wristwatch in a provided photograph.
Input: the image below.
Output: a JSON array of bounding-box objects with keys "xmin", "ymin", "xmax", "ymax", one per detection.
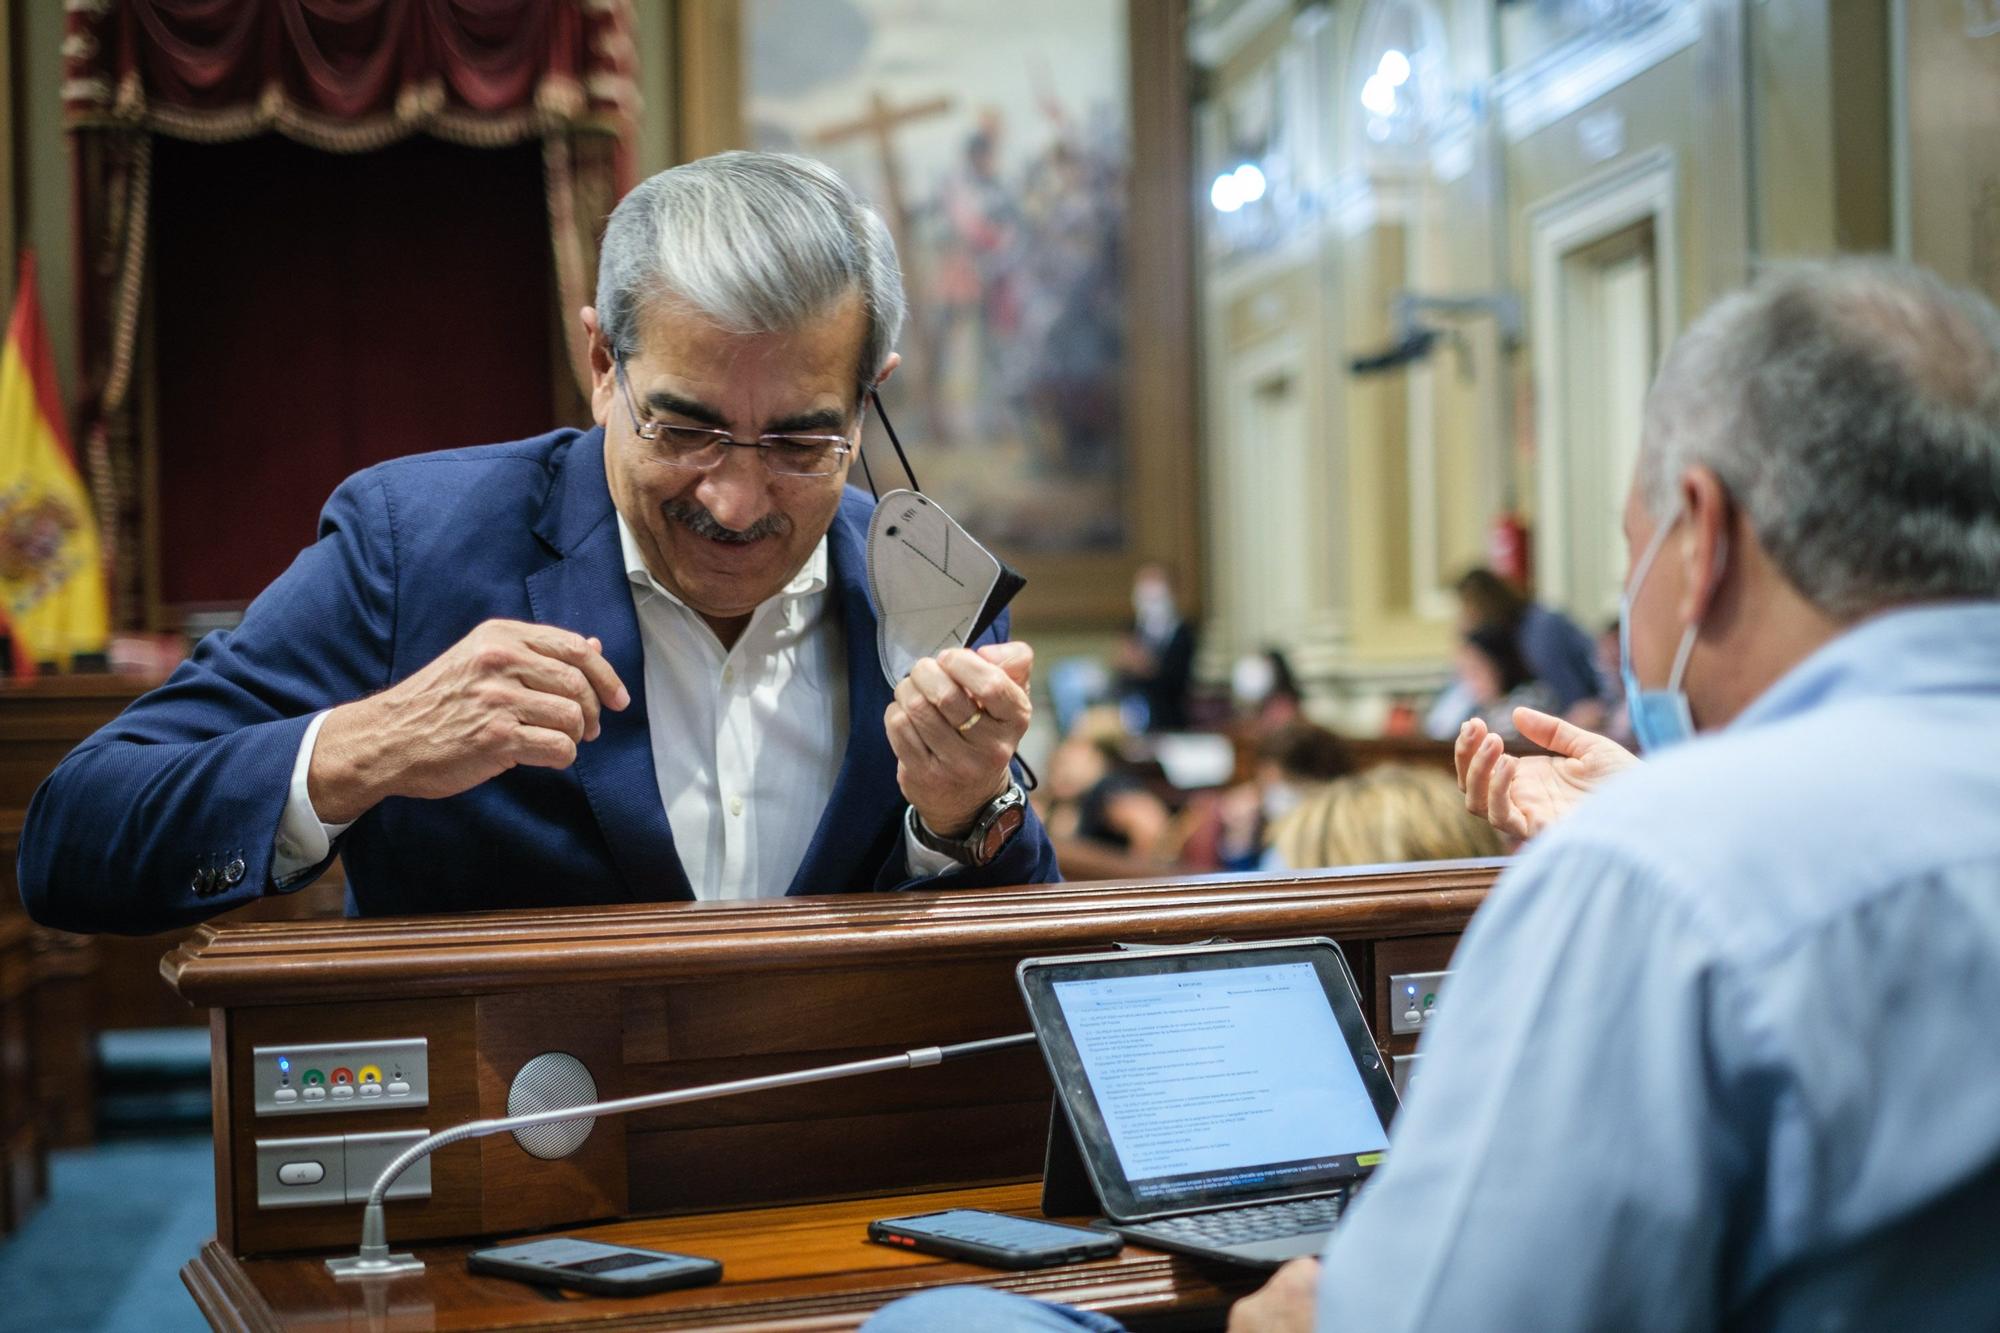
[{"xmin": 908, "ymin": 782, "xmax": 1029, "ymax": 867}]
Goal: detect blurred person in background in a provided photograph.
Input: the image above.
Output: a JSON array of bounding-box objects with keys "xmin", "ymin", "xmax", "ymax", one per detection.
[
  {"xmin": 1232, "ymin": 647, "xmax": 1306, "ymax": 736},
  {"xmin": 1428, "ymin": 567, "xmax": 1601, "ymax": 738},
  {"xmin": 1268, "ymin": 764, "xmax": 1505, "ymax": 870},
  {"xmin": 1112, "ymin": 562, "xmax": 1198, "ymax": 731},
  {"xmin": 1456, "ymin": 623, "xmax": 1557, "ymax": 743},
  {"xmin": 1039, "ymin": 707, "xmax": 1172, "ymax": 863},
  {"xmin": 1561, "ymin": 617, "xmax": 1634, "ymax": 746},
  {"xmin": 1208, "ymin": 720, "xmax": 1356, "ymax": 871}
]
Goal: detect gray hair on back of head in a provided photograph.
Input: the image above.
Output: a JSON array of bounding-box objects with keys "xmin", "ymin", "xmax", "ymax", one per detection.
[
  {"xmin": 1637, "ymin": 257, "xmax": 2000, "ymax": 619},
  {"xmin": 594, "ymin": 150, "xmax": 906, "ymax": 390}
]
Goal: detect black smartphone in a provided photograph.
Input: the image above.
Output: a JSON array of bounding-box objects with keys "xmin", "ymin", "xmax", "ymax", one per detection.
[
  {"xmin": 868, "ymin": 1208, "xmax": 1123, "ymax": 1270},
  {"xmin": 467, "ymin": 1237, "xmax": 723, "ymax": 1296}
]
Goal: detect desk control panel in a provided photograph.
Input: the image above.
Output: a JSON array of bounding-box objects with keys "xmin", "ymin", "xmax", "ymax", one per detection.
[
  {"xmin": 251, "ymin": 1038, "xmax": 429, "ymax": 1116},
  {"xmin": 254, "ymin": 1129, "xmax": 432, "ymax": 1209},
  {"xmin": 1388, "ymin": 970, "xmax": 1452, "ymax": 1035}
]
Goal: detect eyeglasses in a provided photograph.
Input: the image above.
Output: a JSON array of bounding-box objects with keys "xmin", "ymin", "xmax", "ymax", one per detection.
[{"xmin": 616, "ymin": 361, "xmax": 855, "ymax": 477}]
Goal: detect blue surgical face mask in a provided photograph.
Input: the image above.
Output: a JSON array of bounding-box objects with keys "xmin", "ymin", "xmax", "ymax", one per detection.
[{"xmin": 1618, "ymin": 510, "xmax": 1713, "ymax": 753}]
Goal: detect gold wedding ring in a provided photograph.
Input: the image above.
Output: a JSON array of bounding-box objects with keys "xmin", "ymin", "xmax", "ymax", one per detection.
[{"xmin": 957, "ymin": 709, "xmax": 985, "ymax": 734}]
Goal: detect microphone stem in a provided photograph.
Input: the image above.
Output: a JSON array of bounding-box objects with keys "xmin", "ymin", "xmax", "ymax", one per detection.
[{"xmin": 360, "ymin": 1034, "xmax": 1037, "ymax": 1212}]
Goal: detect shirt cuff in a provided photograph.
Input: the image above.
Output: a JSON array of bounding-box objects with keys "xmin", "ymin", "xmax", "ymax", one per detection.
[
  {"xmin": 273, "ymin": 710, "xmax": 355, "ymax": 885},
  {"xmin": 902, "ymin": 810, "xmax": 968, "ymax": 881}
]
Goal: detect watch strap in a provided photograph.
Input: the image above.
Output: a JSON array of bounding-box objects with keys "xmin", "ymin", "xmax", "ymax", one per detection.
[{"xmin": 908, "ymin": 782, "xmax": 1027, "ymax": 867}]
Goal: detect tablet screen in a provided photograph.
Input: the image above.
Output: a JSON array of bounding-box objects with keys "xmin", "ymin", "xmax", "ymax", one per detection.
[{"xmin": 1020, "ymin": 941, "xmax": 1399, "ymax": 1220}]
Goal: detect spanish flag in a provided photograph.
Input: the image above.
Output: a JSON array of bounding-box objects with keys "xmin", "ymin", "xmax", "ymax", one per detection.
[{"xmin": 0, "ymin": 252, "xmax": 108, "ymax": 672}]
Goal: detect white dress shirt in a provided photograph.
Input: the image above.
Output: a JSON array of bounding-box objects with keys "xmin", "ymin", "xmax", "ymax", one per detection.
[{"xmin": 273, "ymin": 513, "xmax": 957, "ymax": 896}]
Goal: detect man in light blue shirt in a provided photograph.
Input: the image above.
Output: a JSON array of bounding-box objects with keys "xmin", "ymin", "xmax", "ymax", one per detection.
[{"xmin": 863, "ymin": 260, "xmax": 2000, "ymax": 1332}]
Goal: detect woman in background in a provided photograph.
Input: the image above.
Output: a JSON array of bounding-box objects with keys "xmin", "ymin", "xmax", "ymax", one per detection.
[
  {"xmin": 1456, "ymin": 623, "xmax": 1557, "ymax": 742},
  {"xmin": 1269, "ymin": 764, "xmax": 1506, "ymax": 870}
]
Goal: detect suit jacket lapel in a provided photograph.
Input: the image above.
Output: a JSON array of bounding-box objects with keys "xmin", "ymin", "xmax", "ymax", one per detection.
[
  {"xmin": 787, "ymin": 492, "xmax": 901, "ymax": 895},
  {"xmin": 525, "ymin": 429, "xmax": 694, "ymax": 902}
]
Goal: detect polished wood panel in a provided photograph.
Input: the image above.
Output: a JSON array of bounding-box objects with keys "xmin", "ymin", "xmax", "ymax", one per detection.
[
  {"xmin": 0, "ymin": 670, "xmax": 344, "ymax": 1151},
  {"xmin": 0, "ymin": 674, "xmax": 161, "ymax": 1149},
  {"xmin": 223, "ymin": 997, "xmax": 481, "ymax": 1256},
  {"xmin": 163, "ymin": 863, "xmax": 1499, "ymax": 1008},
  {"xmin": 183, "ymin": 1181, "xmax": 1260, "ymax": 1332},
  {"xmin": 168, "ymin": 861, "xmax": 1500, "ymax": 1265},
  {"xmin": 0, "ymin": 911, "xmax": 45, "ymax": 1236},
  {"xmin": 1370, "ymin": 934, "xmax": 1462, "ymax": 1062},
  {"xmin": 475, "ymin": 987, "xmax": 628, "ymax": 1236}
]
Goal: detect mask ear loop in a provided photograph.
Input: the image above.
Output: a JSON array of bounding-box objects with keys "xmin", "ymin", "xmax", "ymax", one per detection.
[
  {"xmin": 868, "ymin": 389, "xmax": 922, "ymax": 493},
  {"xmin": 856, "ymin": 442, "xmax": 879, "ymax": 501},
  {"xmin": 861, "ymin": 387, "xmax": 1034, "ymax": 792}
]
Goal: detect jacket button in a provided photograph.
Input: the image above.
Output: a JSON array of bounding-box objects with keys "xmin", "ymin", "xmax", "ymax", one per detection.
[{"xmin": 223, "ymin": 857, "xmax": 246, "ymax": 886}]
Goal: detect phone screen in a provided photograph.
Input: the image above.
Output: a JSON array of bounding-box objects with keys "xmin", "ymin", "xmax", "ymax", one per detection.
[
  {"xmin": 888, "ymin": 1209, "xmax": 1106, "ymax": 1250},
  {"xmin": 552, "ymin": 1250, "xmax": 699, "ymax": 1275},
  {"xmin": 469, "ymin": 1237, "xmax": 721, "ymax": 1287}
]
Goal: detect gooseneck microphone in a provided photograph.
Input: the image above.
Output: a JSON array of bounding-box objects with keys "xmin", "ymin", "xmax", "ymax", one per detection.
[{"xmin": 326, "ymin": 1032, "xmax": 1037, "ymax": 1278}]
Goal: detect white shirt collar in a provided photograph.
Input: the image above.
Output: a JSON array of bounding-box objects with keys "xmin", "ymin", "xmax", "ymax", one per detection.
[{"xmin": 615, "ymin": 511, "xmax": 830, "ymax": 608}]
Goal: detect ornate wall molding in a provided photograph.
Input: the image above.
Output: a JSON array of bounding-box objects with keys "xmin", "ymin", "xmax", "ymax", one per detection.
[{"xmin": 1492, "ymin": 2, "xmax": 1700, "ymax": 143}]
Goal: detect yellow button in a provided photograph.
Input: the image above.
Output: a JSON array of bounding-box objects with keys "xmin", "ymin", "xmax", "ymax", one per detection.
[{"xmin": 729, "ymin": 796, "xmax": 745, "ymax": 816}]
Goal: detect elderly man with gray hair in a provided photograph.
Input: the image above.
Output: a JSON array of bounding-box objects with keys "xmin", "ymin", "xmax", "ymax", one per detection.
[
  {"xmin": 867, "ymin": 259, "xmax": 2000, "ymax": 1331},
  {"xmin": 21, "ymin": 151, "xmax": 1057, "ymax": 933}
]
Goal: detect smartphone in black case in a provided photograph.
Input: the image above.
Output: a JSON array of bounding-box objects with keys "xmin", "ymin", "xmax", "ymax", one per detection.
[
  {"xmin": 467, "ymin": 1237, "xmax": 722, "ymax": 1296},
  {"xmin": 869, "ymin": 1208, "xmax": 1123, "ymax": 1270}
]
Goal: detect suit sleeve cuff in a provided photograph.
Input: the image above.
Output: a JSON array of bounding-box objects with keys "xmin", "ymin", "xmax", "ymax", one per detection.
[{"xmin": 273, "ymin": 710, "xmax": 354, "ymax": 884}]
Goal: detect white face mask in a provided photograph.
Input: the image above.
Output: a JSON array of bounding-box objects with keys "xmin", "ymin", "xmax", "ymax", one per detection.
[
  {"xmin": 857, "ymin": 393, "xmax": 1024, "ymax": 685},
  {"xmin": 1618, "ymin": 506, "xmax": 1726, "ymax": 753},
  {"xmin": 1133, "ymin": 582, "xmax": 1176, "ymax": 635},
  {"xmin": 866, "ymin": 488, "xmax": 1023, "ymax": 685},
  {"xmin": 1232, "ymin": 654, "xmax": 1276, "ymax": 706},
  {"xmin": 1261, "ymin": 781, "xmax": 1301, "ymax": 823}
]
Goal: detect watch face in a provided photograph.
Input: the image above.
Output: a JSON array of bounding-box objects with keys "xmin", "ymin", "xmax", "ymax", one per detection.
[{"xmin": 976, "ymin": 805, "xmax": 1027, "ymax": 864}]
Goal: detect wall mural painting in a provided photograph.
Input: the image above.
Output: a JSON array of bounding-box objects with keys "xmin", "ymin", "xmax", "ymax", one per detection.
[{"xmin": 746, "ymin": 0, "xmax": 1130, "ymax": 554}]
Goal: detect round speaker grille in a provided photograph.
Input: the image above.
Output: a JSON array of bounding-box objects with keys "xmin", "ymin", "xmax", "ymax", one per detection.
[{"xmin": 508, "ymin": 1052, "xmax": 598, "ymax": 1160}]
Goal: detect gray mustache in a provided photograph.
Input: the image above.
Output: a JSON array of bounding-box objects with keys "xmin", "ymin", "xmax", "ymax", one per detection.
[{"xmin": 662, "ymin": 499, "xmax": 791, "ymax": 545}]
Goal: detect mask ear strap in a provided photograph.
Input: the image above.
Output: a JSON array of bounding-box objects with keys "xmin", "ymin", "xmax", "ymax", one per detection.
[
  {"xmin": 869, "ymin": 389, "xmax": 921, "ymax": 493},
  {"xmin": 856, "ymin": 443, "xmax": 879, "ymax": 501}
]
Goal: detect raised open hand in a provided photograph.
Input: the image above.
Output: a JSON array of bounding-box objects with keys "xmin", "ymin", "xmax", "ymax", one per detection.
[{"xmin": 1454, "ymin": 707, "xmax": 1638, "ymax": 841}]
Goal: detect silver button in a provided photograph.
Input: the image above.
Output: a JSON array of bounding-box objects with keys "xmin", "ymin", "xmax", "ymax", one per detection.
[
  {"xmin": 277, "ymin": 1161, "xmax": 325, "ymax": 1187},
  {"xmin": 386, "ymin": 1080, "xmax": 411, "ymax": 1097},
  {"xmin": 273, "ymin": 1087, "xmax": 298, "ymax": 1104},
  {"xmin": 302, "ymin": 1086, "xmax": 328, "ymax": 1102},
  {"xmin": 358, "ymin": 1083, "xmax": 383, "ymax": 1099},
  {"xmin": 223, "ymin": 857, "xmax": 246, "ymax": 885},
  {"xmin": 330, "ymin": 1084, "xmax": 355, "ymax": 1100}
]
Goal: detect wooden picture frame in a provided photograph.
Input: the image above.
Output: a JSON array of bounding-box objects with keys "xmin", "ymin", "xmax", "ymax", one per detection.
[
  {"xmin": 675, "ymin": 0, "xmax": 1199, "ymax": 629},
  {"xmin": 1, "ymin": 0, "xmax": 14, "ymax": 305}
]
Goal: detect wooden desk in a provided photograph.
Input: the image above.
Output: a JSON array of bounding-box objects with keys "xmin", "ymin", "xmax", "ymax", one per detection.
[
  {"xmin": 169, "ymin": 861, "xmax": 1502, "ymax": 1327},
  {"xmin": 0, "ymin": 671, "xmax": 348, "ymax": 1151},
  {"xmin": 0, "ymin": 673, "xmax": 166, "ymax": 1152},
  {"xmin": 0, "ymin": 911, "xmax": 44, "ymax": 1236},
  {"xmin": 184, "ymin": 1181, "xmax": 1256, "ymax": 1331}
]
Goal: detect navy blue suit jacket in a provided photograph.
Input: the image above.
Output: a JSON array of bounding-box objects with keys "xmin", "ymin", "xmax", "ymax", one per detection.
[{"xmin": 19, "ymin": 428, "xmax": 1058, "ymax": 934}]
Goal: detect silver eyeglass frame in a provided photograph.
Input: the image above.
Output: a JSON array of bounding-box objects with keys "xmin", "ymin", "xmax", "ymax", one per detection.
[{"xmin": 614, "ymin": 359, "xmax": 856, "ymax": 477}]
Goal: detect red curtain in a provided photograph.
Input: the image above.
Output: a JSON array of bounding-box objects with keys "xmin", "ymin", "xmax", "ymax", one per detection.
[
  {"xmin": 63, "ymin": 0, "xmax": 636, "ymax": 623},
  {"xmin": 66, "ymin": 0, "xmax": 634, "ymax": 157},
  {"xmin": 150, "ymin": 134, "xmax": 558, "ymax": 608}
]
